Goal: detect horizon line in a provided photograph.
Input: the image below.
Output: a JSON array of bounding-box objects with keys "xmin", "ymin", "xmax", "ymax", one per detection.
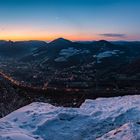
[{"xmin": 0, "ymin": 38, "xmax": 140, "ymax": 42}]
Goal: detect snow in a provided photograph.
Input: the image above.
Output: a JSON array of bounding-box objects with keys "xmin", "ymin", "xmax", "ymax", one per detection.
[
  {"xmin": 55, "ymin": 47, "xmax": 90, "ymax": 62},
  {"xmin": 1, "ymin": 95, "xmax": 140, "ymax": 140},
  {"xmin": 97, "ymin": 122, "xmax": 140, "ymax": 140},
  {"xmin": 95, "ymin": 50, "xmax": 122, "ymax": 63},
  {"xmin": 96, "ymin": 50, "xmax": 119, "ymax": 59},
  {"xmin": 96, "ymin": 50, "xmax": 124, "ymax": 60},
  {"xmin": 54, "ymin": 57, "xmax": 67, "ymax": 62}
]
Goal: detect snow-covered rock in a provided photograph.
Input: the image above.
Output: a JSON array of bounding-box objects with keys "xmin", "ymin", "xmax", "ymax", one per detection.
[
  {"xmin": 97, "ymin": 122, "xmax": 140, "ymax": 140},
  {"xmin": 1, "ymin": 95, "xmax": 140, "ymax": 140}
]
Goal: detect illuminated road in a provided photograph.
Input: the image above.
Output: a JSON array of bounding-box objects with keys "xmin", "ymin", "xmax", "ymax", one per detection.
[
  {"xmin": 0, "ymin": 70, "xmax": 81, "ymax": 93},
  {"xmin": 1, "ymin": 70, "xmax": 140, "ymax": 99}
]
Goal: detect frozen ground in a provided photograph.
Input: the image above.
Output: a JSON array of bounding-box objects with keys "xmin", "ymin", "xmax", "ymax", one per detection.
[{"xmin": 1, "ymin": 95, "xmax": 140, "ymax": 140}]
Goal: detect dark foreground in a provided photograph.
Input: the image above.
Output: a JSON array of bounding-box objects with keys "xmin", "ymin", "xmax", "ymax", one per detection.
[{"xmin": 1, "ymin": 75, "xmax": 140, "ymax": 118}]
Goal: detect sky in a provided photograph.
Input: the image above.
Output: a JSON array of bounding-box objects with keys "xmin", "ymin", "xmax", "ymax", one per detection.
[{"xmin": 0, "ymin": 0, "xmax": 140, "ymax": 41}]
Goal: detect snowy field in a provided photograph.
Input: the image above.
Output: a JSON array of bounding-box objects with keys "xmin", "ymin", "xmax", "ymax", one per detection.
[{"xmin": 1, "ymin": 95, "xmax": 140, "ymax": 140}]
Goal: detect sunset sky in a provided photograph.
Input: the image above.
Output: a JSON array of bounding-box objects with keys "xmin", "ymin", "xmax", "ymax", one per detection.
[{"xmin": 0, "ymin": 0, "xmax": 140, "ymax": 41}]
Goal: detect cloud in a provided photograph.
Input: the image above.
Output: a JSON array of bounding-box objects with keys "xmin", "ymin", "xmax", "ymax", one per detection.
[{"xmin": 99, "ymin": 33, "xmax": 127, "ymax": 38}]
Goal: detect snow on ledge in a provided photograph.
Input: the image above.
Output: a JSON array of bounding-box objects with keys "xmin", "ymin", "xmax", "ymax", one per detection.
[{"xmin": 1, "ymin": 95, "xmax": 140, "ymax": 140}]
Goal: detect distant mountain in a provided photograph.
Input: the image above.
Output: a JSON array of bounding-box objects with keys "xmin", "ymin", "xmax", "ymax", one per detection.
[
  {"xmin": 22, "ymin": 38, "xmax": 82, "ymax": 64},
  {"xmin": 46, "ymin": 38, "xmax": 74, "ymax": 56},
  {"xmin": 111, "ymin": 41, "xmax": 140, "ymax": 45},
  {"xmin": 93, "ymin": 40, "xmax": 113, "ymax": 46},
  {"xmin": 1, "ymin": 38, "xmax": 140, "ymax": 71},
  {"xmin": 22, "ymin": 38, "xmax": 132, "ymax": 69},
  {"xmin": 50, "ymin": 38, "xmax": 73, "ymax": 46},
  {"xmin": 0, "ymin": 40, "xmax": 47, "ymax": 58}
]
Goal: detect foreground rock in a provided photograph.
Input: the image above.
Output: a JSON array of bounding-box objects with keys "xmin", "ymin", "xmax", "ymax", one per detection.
[{"xmin": 1, "ymin": 95, "xmax": 140, "ymax": 140}]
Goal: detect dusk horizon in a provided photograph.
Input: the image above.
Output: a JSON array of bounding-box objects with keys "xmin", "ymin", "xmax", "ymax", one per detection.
[{"xmin": 1, "ymin": 37, "xmax": 140, "ymax": 42}]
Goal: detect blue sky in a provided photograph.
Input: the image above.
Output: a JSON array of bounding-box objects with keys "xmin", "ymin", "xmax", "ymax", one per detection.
[{"xmin": 0, "ymin": 0, "xmax": 140, "ymax": 41}]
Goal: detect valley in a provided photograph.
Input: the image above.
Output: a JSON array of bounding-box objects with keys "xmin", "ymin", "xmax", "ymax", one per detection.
[{"xmin": 0, "ymin": 39, "xmax": 140, "ymax": 118}]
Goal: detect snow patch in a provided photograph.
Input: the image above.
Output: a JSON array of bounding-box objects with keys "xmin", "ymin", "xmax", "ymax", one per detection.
[
  {"xmin": 55, "ymin": 47, "xmax": 90, "ymax": 62},
  {"xmin": 96, "ymin": 50, "xmax": 120, "ymax": 59}
]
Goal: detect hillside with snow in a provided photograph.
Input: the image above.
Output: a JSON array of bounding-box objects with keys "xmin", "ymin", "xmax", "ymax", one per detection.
[{"xmin": 1, "ymin": 95, "xmax": 140, "ymax": 140}]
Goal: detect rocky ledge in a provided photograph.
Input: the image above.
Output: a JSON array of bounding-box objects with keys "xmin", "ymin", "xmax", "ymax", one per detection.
[{"xmin": 1, "ymin": 95, "xmax": 140, "ymax": 140}]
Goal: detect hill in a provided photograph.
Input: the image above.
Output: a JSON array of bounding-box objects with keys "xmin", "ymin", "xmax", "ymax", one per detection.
[{"xmin": 0, "ymin": 40, "xmax": 47, "ymax": 58}]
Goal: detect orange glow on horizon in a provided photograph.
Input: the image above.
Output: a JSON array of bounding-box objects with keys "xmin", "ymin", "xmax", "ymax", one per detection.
[
  {"xmin": 0, "ymin": 29, "xmax": 140, "ymax": 42},
  {"xmin": 0, "ymin": 25, "xmax": 140, "ymax": 41},
  {"xmin": 0, "ymin": 25, "xmax": 102, "ymax": 41},
  {"xmin": 0, "ymin": 34, "xmax": 101, "ymax": 42}
]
